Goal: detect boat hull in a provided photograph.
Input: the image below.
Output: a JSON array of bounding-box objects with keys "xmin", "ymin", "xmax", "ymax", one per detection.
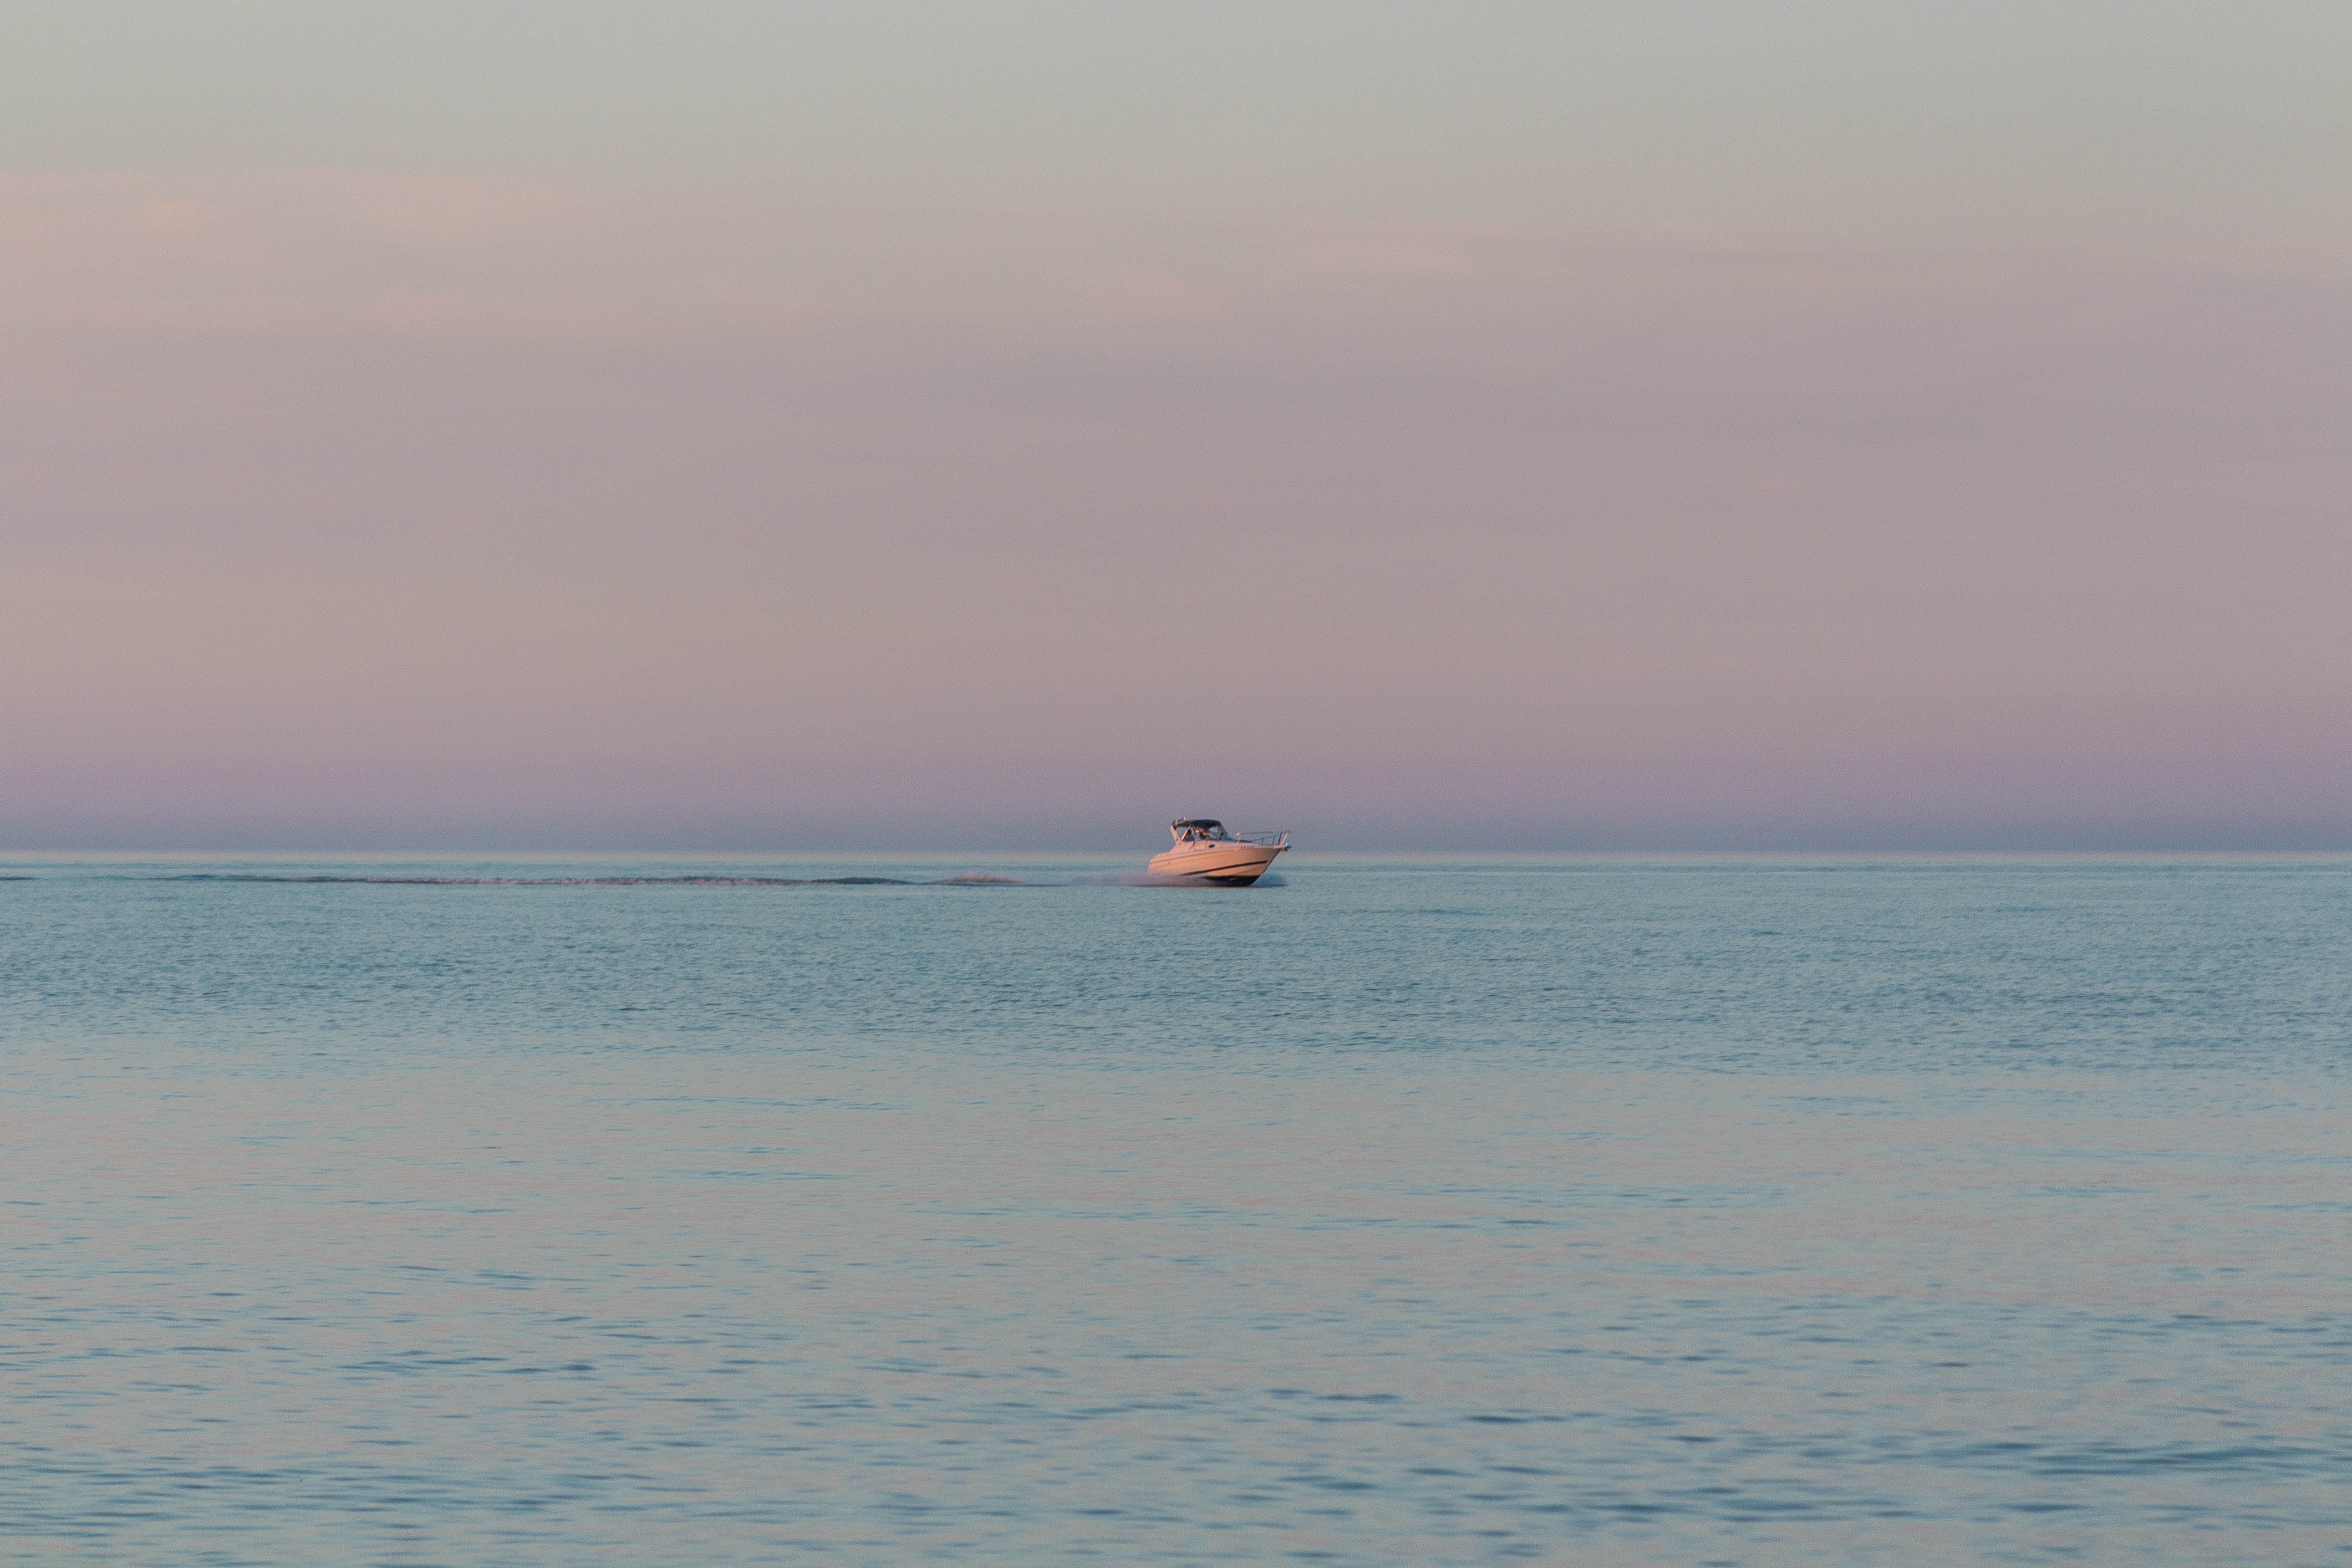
[{"xmin": 1145, "ymin": 842, "xmax": 1286, "ymax": 886}]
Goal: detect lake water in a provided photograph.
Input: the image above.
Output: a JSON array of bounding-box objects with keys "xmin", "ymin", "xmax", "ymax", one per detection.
[{"xmin": 3, "ymin": 855, "xmax": 2347, "ymax": 1566}]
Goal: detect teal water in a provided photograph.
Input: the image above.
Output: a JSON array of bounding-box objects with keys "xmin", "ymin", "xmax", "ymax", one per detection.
[{"xmin": 3, "ymin": 855, "xmax": 2347, "ymax": 1565}]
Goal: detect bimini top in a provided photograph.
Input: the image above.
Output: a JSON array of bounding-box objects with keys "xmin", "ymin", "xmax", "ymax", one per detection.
[{"xmin": 1172, "ymin": 818, "xmax": 1226, "ymax": 832}]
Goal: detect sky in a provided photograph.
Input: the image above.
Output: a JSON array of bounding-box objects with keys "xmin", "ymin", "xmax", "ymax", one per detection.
[{"xmin": 5, "ymin": 2, "xmax": 2347, "ymax": 850}]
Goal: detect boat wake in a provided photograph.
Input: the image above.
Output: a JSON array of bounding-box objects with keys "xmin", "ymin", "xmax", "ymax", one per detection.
[
  {"xmin": 153, "ymin": 870, "xmax": 1279, "ymax": 889},
  {"xmin": 159, "ymin": 873, "xmax": 1015, "ymax": 888}
]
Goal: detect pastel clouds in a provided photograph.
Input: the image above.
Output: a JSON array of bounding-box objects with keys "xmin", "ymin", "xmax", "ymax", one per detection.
[
  {"xmin": 0, "ymin": 171, "xmax": 590, "ymax": 330},
  {"xmin": 2, "ymin": 165, "xmax": 2281, "ymax": 359}
]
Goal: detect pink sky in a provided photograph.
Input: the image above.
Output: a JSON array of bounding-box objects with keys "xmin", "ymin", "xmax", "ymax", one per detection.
[{"xmin": 4, "ymin": 6, "xmax": 2347, "ymax": 848}]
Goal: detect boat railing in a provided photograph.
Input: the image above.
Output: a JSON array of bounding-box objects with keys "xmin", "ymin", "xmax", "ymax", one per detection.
[{"xmin": 1222, "ymin": 829, "xmax": 1290, "ymax": 847}]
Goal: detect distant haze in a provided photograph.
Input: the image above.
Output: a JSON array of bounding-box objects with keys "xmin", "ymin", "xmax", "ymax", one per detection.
[{"xmin": 5, "ymin": 3, "xmax": 2347, "ymax": 850}]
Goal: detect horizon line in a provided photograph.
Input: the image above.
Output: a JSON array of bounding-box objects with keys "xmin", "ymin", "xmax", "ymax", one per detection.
[{"xmin": 6, "ymin": 847, "xmax": 2350, "ymax": 863}]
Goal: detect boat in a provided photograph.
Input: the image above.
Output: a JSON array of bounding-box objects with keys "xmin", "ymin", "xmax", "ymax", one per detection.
[{"xmin": 1146, "ymin": 819, "xmax": 1290, "ymax": 886}]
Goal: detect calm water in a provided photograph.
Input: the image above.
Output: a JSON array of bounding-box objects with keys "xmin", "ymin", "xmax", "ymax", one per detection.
[{"xmin": 3, "ymin": 855, "xmax": 2347, "ymax": 1566}]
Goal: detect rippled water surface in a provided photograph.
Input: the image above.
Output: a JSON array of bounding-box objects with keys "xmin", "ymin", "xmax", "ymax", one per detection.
[{"xmin": 4, "ymin": 855, "xmax": 2347, "ymax": 1565}]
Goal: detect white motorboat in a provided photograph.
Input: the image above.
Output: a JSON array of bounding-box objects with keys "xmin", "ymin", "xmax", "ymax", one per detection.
[{"xmin": 1146, "ymin": 819, "xmax": 1290, "ymax": 886}]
